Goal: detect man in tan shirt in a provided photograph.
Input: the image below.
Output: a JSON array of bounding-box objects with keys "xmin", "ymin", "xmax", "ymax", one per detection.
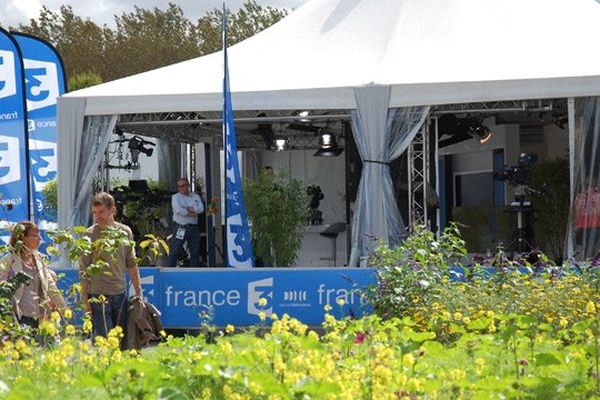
[{"xmin": 79, "ymin": 192, "xmax": 142, "ymax": 338}]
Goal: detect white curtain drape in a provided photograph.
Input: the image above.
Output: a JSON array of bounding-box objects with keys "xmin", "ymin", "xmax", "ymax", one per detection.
[
  {"xmin": 349, "ymin": 85, "xmax": 430, "ymax": 267},
  {"xmin": 567, "ymin": 97, "xmax": 600, "ymax": 261},
  {"xmin": 57, "ymin": 98, "xmax": 116, "ymax": 229}
]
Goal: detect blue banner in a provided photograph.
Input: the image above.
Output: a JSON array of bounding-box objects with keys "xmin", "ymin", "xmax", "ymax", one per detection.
[
  {"xmin": 0, "ymin": 28, "xmax": 30, "ymax": 239},
  {"xmin": 54, "ymin": 267, "xmax": 375, "ymax": 328},
  {"xmin": 12, "ymin": 32, "xmax": 66, "ymax": 251},
  {"xmin": 222, "ymin": 8, "xmax": 254, "ymax": 267}
]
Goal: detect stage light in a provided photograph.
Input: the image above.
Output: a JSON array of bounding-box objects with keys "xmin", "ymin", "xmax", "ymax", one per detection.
[
  {"xmin": 297, "ymin": 110, "xmax": 310, "ymax": 122},
  {"xmin": 320, "ymin": 132, "xmax": 333, "ymax": 147},
  {"xmin": 466, "ymin": 119, "xmax": 493, "ymax": 144},
  {"xmin": 314, "ymin": 130, "xmax": 343, "ymax": 157},
  {"xmin": 274, "ymin": 138, "xmax": 287, "ymax": 151}
]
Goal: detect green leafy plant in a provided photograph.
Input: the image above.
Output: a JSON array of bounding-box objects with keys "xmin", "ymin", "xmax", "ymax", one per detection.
[
  {"xmin": 530, "ymin": 157, "xmax": 570, "ymax": 261},
  {"xmin": 244, "ymin": 170, "xmax": 310, "ymax": 266},
  {"xmin": 138, "ymin": 234, "xmax": 169, "ymax": 266},
  {"xmin": 40, "ymin": 179, "xmax": 58, "ymax": 221},
  {"xmin": 366, "ymin": 223, "xmax": 468, "ymax": 319}
]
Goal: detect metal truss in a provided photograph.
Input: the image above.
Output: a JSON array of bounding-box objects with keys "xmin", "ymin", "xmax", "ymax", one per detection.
[
  {"xmin": 408, "ymin": 122, "xmax": 429, "ymax": 227},
  {"xmin": 432, "ymin": 99, "xmax": 555, "ymax": 114},
  {"xmin": 118, "ymin": 109, "xmax": 351, "ymax": 125}
]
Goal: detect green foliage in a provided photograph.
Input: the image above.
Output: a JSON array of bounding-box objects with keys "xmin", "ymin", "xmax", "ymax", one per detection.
[
  {"xmin": 138, "ymin": 234, "xmax": 170, "ymax": 266},
  {"xmin": 40, "ymin": 179, "xmax": 58, "ymax": 221},
  {"xmin": 116, "ymin": 179, "xmax": 170, "ymax": 252},
  {"xmin": 244, "ymin": 170, "xmax": 310, "ymax": 266},
  {"xmin": 2, "ymin": 310, "xmax": 600, "ymax": 398},
  {"xmin": 366, "ymin": 223, "xmax": 468, "ymax": 318},
  {"xmin": 14, "ymin": 1, "xmax": 288, "ymax": 83},
  {"xmin": 530, "ymin": 157, "xmax": 570, "ymax": 260},
  {"xmin": 68, "ymin": 71, "xmax": 102, "ymax": 91}
]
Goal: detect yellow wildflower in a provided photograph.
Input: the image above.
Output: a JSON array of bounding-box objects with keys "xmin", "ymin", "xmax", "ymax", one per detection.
[
  {"xmin": 402, "ymin": 353, "xmax": 415, "ymax": 366},
  {"xmin": 65, "ymin": 325, "xmax": 76, "ymax": 336},
  {"xmin": 50, "ymin": 311, "xmax": 61, "ymax": 324},
  {"xmin": 586, "ymin": 301, "xmax": 596, "ymax": 314},
  {"xmin": 449, "ymin": 369, "xmax": 466, "ymax": 380},
  {"xmin": 225, "ymin": 324, "xmax": 235, "ymax": 334},
  {"xmin": 83, "ymin": 319, "xmax": 93, "ymax": 334}
]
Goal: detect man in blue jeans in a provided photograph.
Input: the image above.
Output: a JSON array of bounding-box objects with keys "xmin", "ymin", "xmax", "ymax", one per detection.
[
  {"xmin": 79, "ymin": 192, "xmax": 142, "ymax": 340},
  {"xmin": 168, "ymin": 177, "xmax": 204, "ymax": 267}
]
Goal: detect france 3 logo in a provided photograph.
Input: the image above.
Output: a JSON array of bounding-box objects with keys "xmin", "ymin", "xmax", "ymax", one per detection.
[
  {"xmin": 29, "ymin": 139, "xmax": 57, "ymax": 189},
  {"xmin": 23, "ymin": 59, "xmax": 59, "ymax": 111},
  {"xmin": 0, "ymin": 135, "xmax": 21, "ymax": 185},
  {"xmin": 0, "ymin": 50, "xmax": 17, "ymax": 100},
  {"xmin": 247, "ymin": 278, "xmax": 273, "ymax": 317}
]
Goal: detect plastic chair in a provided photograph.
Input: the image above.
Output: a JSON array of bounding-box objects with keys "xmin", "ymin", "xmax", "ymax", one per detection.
[{"xmin": 319, "ymin": 222, "xmax": 346, "ymax": 266}]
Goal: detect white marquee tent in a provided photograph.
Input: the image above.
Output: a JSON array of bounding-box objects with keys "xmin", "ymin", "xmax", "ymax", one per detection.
[{"xmin": 58, "ymin": 0, "xmax": 600, "ymax": 266}]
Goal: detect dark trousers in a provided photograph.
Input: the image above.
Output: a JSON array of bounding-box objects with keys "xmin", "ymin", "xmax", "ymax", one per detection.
[
  {"xmin": 18, "ymin": 315, "xmax": 39, "ymax": 329},
  {"xmin": 89, "ymin": 293, "xmax": 128, "ymax": 338},
  {"xmin": 168, "ymin": 224, "xmax": 201, "ymax": 267}
]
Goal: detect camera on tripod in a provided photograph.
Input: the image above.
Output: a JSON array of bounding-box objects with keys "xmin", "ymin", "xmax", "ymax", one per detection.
[{"xmin": 494, "ymin": 153, "xmax": 539, "ymax": 252}]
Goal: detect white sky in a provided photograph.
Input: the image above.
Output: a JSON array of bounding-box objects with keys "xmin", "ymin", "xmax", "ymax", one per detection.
[{"xmin": 0, "ymin": 0, "xmax": 308, "ymax": 28}]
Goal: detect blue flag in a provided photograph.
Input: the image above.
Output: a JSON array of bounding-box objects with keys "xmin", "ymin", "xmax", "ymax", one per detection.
[
  {"xmin": 223, "ymin": 5, "xmax": 254, "ymax": 267},
  {"xmin": 0, "ymin": 28, "xmax": 30, "ymax": 241},
  {"xmin": 12, "ymin": 32, "xmax": 67, "ymax": 252}
]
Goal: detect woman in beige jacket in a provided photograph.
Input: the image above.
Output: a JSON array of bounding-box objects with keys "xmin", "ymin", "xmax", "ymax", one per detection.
[{"xmin": 0, "ymin": 221, "xmax": 68, "ymax": 328}]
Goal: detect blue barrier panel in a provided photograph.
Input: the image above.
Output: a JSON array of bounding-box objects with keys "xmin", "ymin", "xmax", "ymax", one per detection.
[
  {"xmin": 54, "ymin": 267, "xmax": 377, "ymax": 328},
  {"xmin": 160, "ymin": 268, "xmax": 375, "ymax": 328}
]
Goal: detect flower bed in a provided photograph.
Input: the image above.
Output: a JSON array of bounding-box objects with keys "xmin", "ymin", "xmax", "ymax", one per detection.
[{"xmin": 1, "ymin": 305, "xmax": 600, "ymax": 399}]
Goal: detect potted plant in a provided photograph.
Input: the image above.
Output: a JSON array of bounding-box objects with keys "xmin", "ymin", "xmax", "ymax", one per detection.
[{"xmin": 244, "ymin": 170, "xmax": 310, "ymax": 267}]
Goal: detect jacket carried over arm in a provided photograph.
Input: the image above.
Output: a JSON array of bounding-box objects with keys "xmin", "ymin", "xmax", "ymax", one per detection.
[{"xmin": 126, "ymin": 297, "xmax": 164, "ymax": 350}]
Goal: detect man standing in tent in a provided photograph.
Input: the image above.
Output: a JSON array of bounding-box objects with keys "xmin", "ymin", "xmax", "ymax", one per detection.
[
  {"xmin": 79, "ymin": 192, "xmax": 142, "ymax": 338},
  {"xmin": 168, "ymin": 178, "xmax": 204, "ymax": 267}
]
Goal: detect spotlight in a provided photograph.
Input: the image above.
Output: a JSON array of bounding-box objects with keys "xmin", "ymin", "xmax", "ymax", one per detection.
[
  {"xmin": 314, "ymin": 130, "xmax": 343, "ymax": 157},
  {"xmin": 274, "ymin": 137, "xmax": 287, "ymax": 151},
  {"xmin": 438, "ymin": 115, "xmax": 492, "ymax": 147},
  {"xmin": 320, "ymin": 132, "xmax": 333, "ymax": 148},
  {"xmin": 297, "ymin": 110, "xmax": 310, "ymax": 122},
  {"xmin": 466, "ymin": 119, "xmax": 493, "ymax": 144}
]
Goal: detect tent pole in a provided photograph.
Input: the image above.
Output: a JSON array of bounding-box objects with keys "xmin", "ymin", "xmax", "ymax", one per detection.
[{"xmin": 567, "ymin": 97, "xmax": 576, "ymax": 259}]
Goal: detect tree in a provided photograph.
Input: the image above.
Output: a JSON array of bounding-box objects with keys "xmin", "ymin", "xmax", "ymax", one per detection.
[
  {"xmin": 103, "ymin": 4, "xmax": 201, "ymax": 81},
  {"xmin": 16, "ymin": 6, "xmax": 110, "ymax": 82},
  {"xmin": 13, "ymin": 1, "xmax": 288, "ymax": 86},
  {"xmin": 197, "ymin": 1, "xmax": 288, "ymax": 55},
  {"xmin": 68, "ymin": 71, "xmax": 102, "ymax": 91}
]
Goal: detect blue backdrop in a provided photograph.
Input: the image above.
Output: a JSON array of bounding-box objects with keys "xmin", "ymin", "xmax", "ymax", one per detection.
[
  {"xmin": 55, "ymin": 268, "xmax": 376, "ymax": 328},
  {"xmin": 0, "ymin": 28, "xmax": 29, "ymax": 233},
  {"xmin": 12, "ymin": 32, "xmax": 66, "ymax": 251}
]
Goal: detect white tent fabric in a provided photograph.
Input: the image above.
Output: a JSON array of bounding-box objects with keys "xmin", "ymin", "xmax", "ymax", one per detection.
[
  {"xmin": 61, "ymin": 0, "xmax": 600, "ymax": 114},
  {"xmin": 349, "ymin": 86, "xmax": 429, "ymax": 267},
  {"xmin": 57, "ymin": 0, "xmax": 600, "ymax": 263},
  {"xmin": 57, "ymin": 98, "xmax": 116, "ymax": 228}
]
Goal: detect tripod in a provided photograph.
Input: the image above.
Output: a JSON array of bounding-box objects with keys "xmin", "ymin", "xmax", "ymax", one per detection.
[{"xmin": 504, "ymin": 194, "xmax": 534, "ymax": 253}]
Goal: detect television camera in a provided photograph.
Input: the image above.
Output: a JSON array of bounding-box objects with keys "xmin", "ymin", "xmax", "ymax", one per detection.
[
  {"xmin": 494, "ymin": 153, "xmax": 540, "ymax": 252},
  {"xmin": 107, "ymin": 130, "xmax": 156, "ymax": 170},
  {"xmin": 494, "ymin": 153, "xmax": 537, "ymax": 187}
]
